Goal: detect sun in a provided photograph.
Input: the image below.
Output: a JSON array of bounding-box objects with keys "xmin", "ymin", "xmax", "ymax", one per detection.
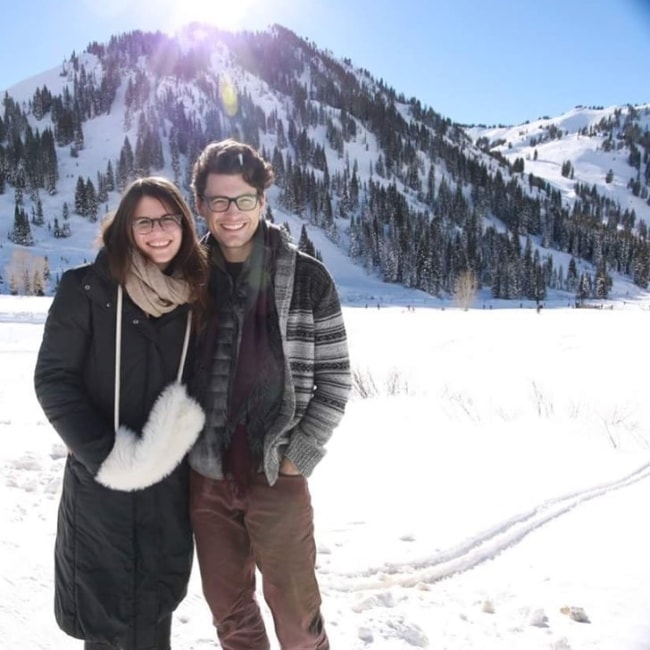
[{"xmin": 163, "ymin": 0, "xmax": 259, "ymax": 32}]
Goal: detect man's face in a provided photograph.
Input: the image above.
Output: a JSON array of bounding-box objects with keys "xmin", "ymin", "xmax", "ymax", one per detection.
[{"xmin": 198, "ymin": 173, "xmax": 265, "ymax": 262}]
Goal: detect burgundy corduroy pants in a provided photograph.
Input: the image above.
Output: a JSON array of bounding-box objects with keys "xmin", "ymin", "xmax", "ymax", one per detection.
[{"xmin": 189, "ymin": 469, "xmax": 329, "ymax": 650}]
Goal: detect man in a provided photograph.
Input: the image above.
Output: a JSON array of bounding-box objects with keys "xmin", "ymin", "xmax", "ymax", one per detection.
[{"xmin": 189, "ymin": 138, "xmax": 351, "ymax": 649}]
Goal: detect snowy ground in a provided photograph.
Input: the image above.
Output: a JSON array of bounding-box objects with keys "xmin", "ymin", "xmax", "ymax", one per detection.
[{"xmin": 2, "ymin": 295, "xmax": 650, "ymax": 649}]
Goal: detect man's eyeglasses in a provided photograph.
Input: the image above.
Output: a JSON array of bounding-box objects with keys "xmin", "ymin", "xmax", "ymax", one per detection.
[
  {"xmin": 132, "ymin": 214, "xmax": 182, "ymax": 234},
  {"xmin": 202, "ymin": 194, "xmax": 259, "ymax": 213}
]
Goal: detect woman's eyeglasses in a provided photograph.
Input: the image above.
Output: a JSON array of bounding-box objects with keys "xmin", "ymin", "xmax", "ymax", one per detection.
[{"xmin": 132, "ymin": 214, "xmax": 182, "ymax": 234}]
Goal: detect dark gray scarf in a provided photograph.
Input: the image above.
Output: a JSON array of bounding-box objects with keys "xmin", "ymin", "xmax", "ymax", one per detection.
[{"xmin": 203, "ymin": 222, "xmax": 285, "ymax": 492}]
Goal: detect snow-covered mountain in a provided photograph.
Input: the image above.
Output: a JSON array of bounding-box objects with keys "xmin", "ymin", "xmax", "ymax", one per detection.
[
  {"xmin": 1, "ymin": 24, "xmax": 649, "ymax": 306},
  {"xmin": 468, "ymin": 104, "xmax": 650, "ymax": 228},
  {"xmin": 467, "ymin": 104, "xmax": 650, "ymax": 304}
]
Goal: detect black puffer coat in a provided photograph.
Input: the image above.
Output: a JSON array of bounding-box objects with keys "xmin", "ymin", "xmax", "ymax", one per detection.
[{"xmin": 34, "ymin": 254, "xmax": 194, "ymax": 649}]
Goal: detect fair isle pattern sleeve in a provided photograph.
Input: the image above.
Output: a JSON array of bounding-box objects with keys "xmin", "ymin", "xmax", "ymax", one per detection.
[{"xmin": 283, "ymin": 253, "xmax": 351, "ymax": 476}]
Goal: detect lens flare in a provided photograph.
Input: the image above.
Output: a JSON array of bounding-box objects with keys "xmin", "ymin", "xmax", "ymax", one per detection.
[{"xmin": 219, "ymin": 75, "xmax": 238, "ymax": 117}]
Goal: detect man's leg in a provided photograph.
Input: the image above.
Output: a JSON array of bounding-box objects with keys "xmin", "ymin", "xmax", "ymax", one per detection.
[
  {"xmin": 247, "ymin": 474, "xmax": 329, "ymax": 650},
  {"xmin": 189, "ymin": 469, "xmax": 270, "ymax": 650}
]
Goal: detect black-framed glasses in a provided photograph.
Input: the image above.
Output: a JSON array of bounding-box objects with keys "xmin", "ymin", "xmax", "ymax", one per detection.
[
  {"xmin": 202, "ymin": 193, "xmax": 259, "ymax": 213},
  {"xmin": 132, "ymin": 214, "xmax": 182, "ymax": 234}
]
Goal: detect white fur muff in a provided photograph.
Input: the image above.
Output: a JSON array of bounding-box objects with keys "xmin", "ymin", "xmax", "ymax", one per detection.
[{"xmin": 95, "ymin": 382, "xmax": 204, "ymax": 491}]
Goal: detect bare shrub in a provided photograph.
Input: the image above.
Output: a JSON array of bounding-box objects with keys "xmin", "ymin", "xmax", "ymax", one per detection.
[
  {"xmin": 352, "ymin": 367, "xmax": 379, "ymax": 399},
  {"xmin": 530, "ymin": 381, "xmax": 554, "ymax": 418},
  {"xmin": 352, "ymin": 367, "xmax": 412, "ymax": 399},
  {"xmin": 5, "ymin": 250, "xmax": 48, "ymax": 295},
  {"xmin": 441, "ymin": 386, "xmax": 479, "ymax": 421},
  {"xmin": 598, "ymin": 404, "xmax": 647, "ymax": 449},
  {"xmin": 453, "ymin": 271, "xmax": 478, "ymax": 311},
  {"xmin": 385, "ymin": 368, "xmax": 412, "ymax": 396}
]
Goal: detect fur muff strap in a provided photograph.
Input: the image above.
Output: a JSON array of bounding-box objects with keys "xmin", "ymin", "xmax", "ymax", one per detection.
[{"xmin": 95, "ymin": 382, "xmax": 204, "ymax": 491}]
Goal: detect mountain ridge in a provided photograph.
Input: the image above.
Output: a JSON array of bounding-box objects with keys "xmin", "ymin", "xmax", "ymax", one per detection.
[{"xmin": 1, "ymin": 24, "xmax": 649, "ymax": 306}]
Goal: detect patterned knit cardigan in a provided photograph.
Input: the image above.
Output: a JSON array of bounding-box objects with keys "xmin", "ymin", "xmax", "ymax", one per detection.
[{"xmin": 189, "ymin": 224, "xmax": 351, "ymax": 485}]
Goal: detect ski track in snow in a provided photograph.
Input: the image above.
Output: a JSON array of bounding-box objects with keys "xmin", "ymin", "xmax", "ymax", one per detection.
[{"xmin": 319, "ymin": 460, "xmax": 650, "ymax": 593}]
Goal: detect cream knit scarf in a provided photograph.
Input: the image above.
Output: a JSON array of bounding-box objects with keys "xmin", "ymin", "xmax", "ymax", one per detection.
[{"xmin": 124, "ymin": 252, "xmax": 191, "ymax": 317}]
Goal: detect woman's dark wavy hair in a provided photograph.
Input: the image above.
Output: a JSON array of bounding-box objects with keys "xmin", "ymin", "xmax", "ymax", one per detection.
[
  {"xmin": 100, "ymin": 176, "xmax": 208, "ymax": 312},
  {"xmin": 191, "ymin": 138, "xmax": 275, "ymax": 206}
]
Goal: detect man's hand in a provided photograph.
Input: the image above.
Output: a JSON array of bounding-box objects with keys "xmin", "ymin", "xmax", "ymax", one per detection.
[{"xmin": 279, "ymin": 457, "xmax": 301, "ymax": 476}]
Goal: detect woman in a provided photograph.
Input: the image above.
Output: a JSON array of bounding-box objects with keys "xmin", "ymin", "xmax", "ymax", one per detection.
[{"xmin": 34, "ymin": 177, "xmax": 208, "ymax": 650}]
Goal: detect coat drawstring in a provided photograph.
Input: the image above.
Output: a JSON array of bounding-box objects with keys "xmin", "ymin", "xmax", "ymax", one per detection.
[{"xmin": 114, "ymin": 285, "xmax": 192, "ymax": 431}]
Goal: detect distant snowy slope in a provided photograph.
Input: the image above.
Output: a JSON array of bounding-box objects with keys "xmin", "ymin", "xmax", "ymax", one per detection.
[{"xmin": 468, "ymin": 104, "xmax": 650, "ymax": 224}]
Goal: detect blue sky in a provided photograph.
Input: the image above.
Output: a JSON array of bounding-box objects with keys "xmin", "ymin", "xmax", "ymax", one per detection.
[{"xmin": 1, "ymin": 0, "xmax": 649, "ymax": 126}]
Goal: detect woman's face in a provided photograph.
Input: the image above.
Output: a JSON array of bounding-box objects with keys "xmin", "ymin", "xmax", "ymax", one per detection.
[{"xmin": 130, "ymin": 196, "xmax": 183, "ymax": 271}]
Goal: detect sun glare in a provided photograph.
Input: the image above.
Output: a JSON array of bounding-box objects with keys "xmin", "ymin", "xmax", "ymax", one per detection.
[{"xmin": 164, "ymin": 0, "xmax": 259, "ymax": 32}]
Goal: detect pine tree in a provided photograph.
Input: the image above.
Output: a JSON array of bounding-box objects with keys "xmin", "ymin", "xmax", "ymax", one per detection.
[
  {"xmin": 633, "ymin": 241, "xmax": 650, "ymax": 288},
  {"xmin": 105, "ymin": 161, "xmax": 115, "ymax": 192},
  {"xmin": 32, "ymin": 87, "xmax": 44, "ymax": 120},
  {"xmin": 576, "ymin": 273, "xmax": 591, "ymax": 305},
  {"xmin": 595, "ymin": 259, "xmax": 611, "ymax": 299},
  {"xmin": 42, "ymin": 127, "xmax": 58, "ymax": 194},
  {"xmin": 96, "ymin": 171, "xmax": 108, "ymax": 203},
  {"xmin": 74, "ymin": 176, "xmax": 86, "ymax": 215},
  {"xmin": 298, "ymin": 225, "xmax": 316, "ymax": 258},
  {"xmin": 117, "ymin": 137, "xmax": 134, "ymax": 189},
  {"xmin": 566, "ymin": 257, "xmax": 578, "ymax": 292},
  {"xmin": 170, "ymin": 129, "xmax": 180, "ymax": 183},
  {"xmin": 9, "ymin": 204, "xmax": 34, "ymax": 246},
  {"xmin": 85, "ymin": 178, "xmax": 98, "ymax": 222},
  {"xmin": 33, "ymin": 198, "xmax": 44, "ymax": 226},
  {"xmin": 73, "ymin": 106, "xmax": 84, "ymax": 150}
]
